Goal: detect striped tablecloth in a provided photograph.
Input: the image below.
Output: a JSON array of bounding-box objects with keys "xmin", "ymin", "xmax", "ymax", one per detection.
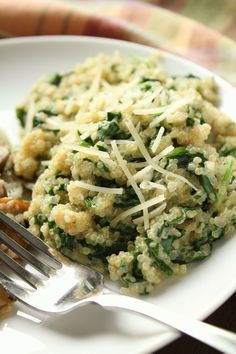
[{"xmin": 0, "ymin": 0, "xmax": 236, "ymax": 85}]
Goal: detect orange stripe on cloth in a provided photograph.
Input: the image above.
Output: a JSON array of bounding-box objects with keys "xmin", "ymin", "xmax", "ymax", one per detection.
[
  {"xmin": 82, "ymin": 15, "xmax": 128, "ymax": 41},
  {"xmin": 118, "ymin": 2, "xmax": 152, "ymax": 28},
  {"xmin": 186, "ymin": 22, "xmax": 220, "ymax": 69},
  {"xmin": 0, "ymin": 0, "xmax": 89, "ymax": 36}
]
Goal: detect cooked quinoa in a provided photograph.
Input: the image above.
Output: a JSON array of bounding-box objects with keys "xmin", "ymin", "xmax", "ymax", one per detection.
[{"xmin": 14, "ymin": 53, "xmax": 236, "ymax": 294}]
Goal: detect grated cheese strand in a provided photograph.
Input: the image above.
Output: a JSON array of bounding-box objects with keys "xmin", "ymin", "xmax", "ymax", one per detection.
[
  {"xmin": 111, "ymin": 195, "xmax": 165, "ymax": 226},
  {"xmin": 133, "ymin": 106, "xmax": 167, "ymax": 116},
  {"xmin": 149, "ymin": 95, "xmax": 195, "ymax": 128},
  {"xmin": 156, "ymin": 145, "xmax": 174, "ymax": 159},
  {"xmin": 65, "ymin": 144, "xmax": 109, "ymax": 159},
  {"xmin": 130, "ymin": 146, "xmax": 174, "ymax": 181},
  {"xmin": 151, "ymin": 126, "xmax": 165, "ymax": 153},
  {"xmin": 139, "ymin": 181, "xmax": 166, "ymax": 191},
  {"xmin": 133, "ymin": 202, "xmax": 167, "ymax": 224},
  {"xmin": 111, "ymin": 141, "xmax": 149, "ymax": 230},
  {"xmin": 126, "ymin": 119, "xmax": 197, "ymax": 190},
  {"xmin": 73, "ymin": 181, "xmax": 123, "ymax": 195},
  {"xmin": 45, "ymin": 119, "xmax": 98, "ymax": 132}
]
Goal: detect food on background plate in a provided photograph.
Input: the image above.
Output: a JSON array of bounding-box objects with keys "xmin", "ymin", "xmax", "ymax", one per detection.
[
  {"xmin": 0, "ymin": 141, "xmax": 29, "ymax": 316},
  {"xmin": 1, "ymin": 52, "xmax": 236, "ymax": 296}
]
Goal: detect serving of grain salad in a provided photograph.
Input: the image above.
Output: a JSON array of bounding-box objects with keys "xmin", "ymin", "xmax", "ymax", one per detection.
[{"xmin": 7, "ymin": 52, "xmax": 235, "ymax": 295}]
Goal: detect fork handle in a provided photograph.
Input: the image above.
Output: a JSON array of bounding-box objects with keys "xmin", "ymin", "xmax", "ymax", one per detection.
[{"xmin": 93, "ymin": 292, "xmax": 236, "ymax": 354}]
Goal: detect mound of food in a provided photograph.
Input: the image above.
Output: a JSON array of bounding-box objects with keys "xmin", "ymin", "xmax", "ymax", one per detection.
[{"xmin": 13, "ymin": 53, "xmax": 236, "ymax": 294}]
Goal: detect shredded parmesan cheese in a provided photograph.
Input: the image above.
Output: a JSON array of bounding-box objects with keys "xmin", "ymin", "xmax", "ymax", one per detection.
[
  {"xmin": 149, "ymin": 95, "xmax": 195, "ymax": 128},
  {"xmin": 151, "ymin": 126, "xmax": 165, "ymax": 153},
  {"xmin": 133, "ymin": 202, "xmax": 167, "ymax": 224},
  {"xmin": 73, "ymin": 181, "xmax": 123, "ymax": 195},
  {"xmin": 65, "ymin": 144, "xmax": 109, "ymax": 159},
  {"xmin": 133, "ymin": 106, "xmax": 166, "ymax": 116},
  {"xmin": 111, "ymin": 141, "xmax": 149, "ymax": 230},
  {"xmin": 156, "ymin": 145, "xmax": 174, "ymax": 159},
  {"xmin": 126, "ymin": 119, "xmax": 197, "ymax": 190},
  {"xmin": 111, "ymin": 194, "xmax": 165, "ymax": 226},
  {"xmin": 139, "ymin": 181, "xmax": 166, "ymax": 191}
]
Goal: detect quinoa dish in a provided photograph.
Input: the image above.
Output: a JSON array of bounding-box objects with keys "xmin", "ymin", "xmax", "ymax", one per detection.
[{"xmin": 1, "ymin": 53, "xmax": 236, "ymax": 300}]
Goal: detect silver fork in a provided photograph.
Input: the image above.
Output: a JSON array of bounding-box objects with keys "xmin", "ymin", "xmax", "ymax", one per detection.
[{"xmin": 0, "ymin": 212, "xmax": 235, "ymax": 354}]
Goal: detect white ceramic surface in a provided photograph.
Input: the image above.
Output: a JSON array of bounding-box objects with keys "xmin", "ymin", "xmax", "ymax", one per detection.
[{"xmin": 0, "ymin": 36, "xmax": 235, "ymax": 354}]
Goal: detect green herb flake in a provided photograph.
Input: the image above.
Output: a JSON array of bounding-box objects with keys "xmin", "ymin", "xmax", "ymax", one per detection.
[
  {"xmin": 199, "ymin": 175, "xmax": 216, "ymax": 202},
  {"xmin": 33, "ymin": 115, "xmax": 43, "ymax": 128},
  {"xmin": 80, "ymin": 140, "xmax": 91, "ymax": 147},
  {"xmin": 107, "ymin": 111, "xmax": 122, "ymax": 121},
  {"xmin": 57, "ymin": 183, "xmax": 67, "ymax": 192},
  {"xmin": 220, "ymin": 147, "xmax": 236, "ymax": 158},
  {"xmin": 48, "ymin": 187, "xmax": 55, "ymax": 196},
  {"xmin": 96, "ymin": 144, "xmax": 107, "ymax": 152},
  {"xmin": 215, "ymin": 159, "xmax": 233, "ymax": 207},
  {"xmin": 186, "ymin": 74, "xmax": 199, "ymax": 79},
  {"xmin": 34, "ymin": 214, "xmax": 43, "ymax": 226},
  {"xmin": 50, "ymin": 73, "xmax": 63, "ymax": 86},
  {"xmin": 39, "ymin": 108, "xmax": 56, "ymax": 116},
  {"xmin": 16, "ymin": 107, "xmax": 27, "ymax": 128},
  {"xmin": 167, "ymin": 147, "xmax": 205, "ymax": 168},
  {"xmin": 84, "ymin": 196, "xmax": 96, "ymax": 208},
  {"xmin": 114, "ymin": 187, "xmax": 139, "ymax": 208},
  {"xmin": 145, "ymin": 239, "xmax": 174, "ymax": 276},
  {"xmin": 55, "ymin": 171, "xmax": 66, "ymax": 179},
  {"xmin": 96, "ymin": 161, "xmax": 109, "ymax": 172},
  {"xmin": 186, "ymin": 117, "xmax": 195, "ymax": 127},
  {"xmin": 140, "ymin": 83, "xmax": 152, "ymax": 91}
]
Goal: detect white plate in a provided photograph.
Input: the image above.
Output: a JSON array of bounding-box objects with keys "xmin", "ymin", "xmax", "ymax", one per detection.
[{"xmin": 0, "ymin": 36, "xmax": 235, "ymax": 354}]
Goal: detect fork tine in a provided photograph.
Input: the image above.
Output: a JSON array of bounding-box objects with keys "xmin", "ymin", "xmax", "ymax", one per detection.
[
  {"xmin": 0, "ymin": 230, "xmax": 54, "ymax": 277},
  {"xmin": 0, "ymin": 271, "xmax": 32, "ymax": 301},
  {"xmin": 0, "ymin": 248, "xmax": 42, "ymax": 289},
  {"xmin": 0, "ymin": 212, "xmax": 61, "ymax": 269}
]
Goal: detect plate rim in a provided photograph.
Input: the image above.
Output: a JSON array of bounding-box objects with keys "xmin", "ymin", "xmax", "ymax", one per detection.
[{"xmin": 0, "ymin": 34, "xmax": 235, "ymax": 354}]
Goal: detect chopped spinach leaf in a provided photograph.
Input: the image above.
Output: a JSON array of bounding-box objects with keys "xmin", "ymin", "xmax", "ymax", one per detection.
[
  {"xmin": 185, "ymin": 74, "xmax": 199, "ymax": 79},
  {"xmin": 48, "ymin": 187, "xmax": 55, "ymax": 196},
  {"xmin": 33, "ymin": 115, "xmax": 43, "ymax": 128},
  {"xmin": 89, "ymin": 240, "xmax": 130, "ymax": 261},
  {"xmin": 96, "ymin": 161, "xmax": 109, "ymax": 172},
  {"xmin": 107, "ymin": 111, "xmax": 122, "ymax": 121},
  {"xmin": 140, "ymin": 76, "xmax": 160, "ymax": 83},
  {"xmin": 167, "ymin": 147, "xmax": 205, "ymax": 167},
  {"xmin": 80, "ymin": 136, "xmax": 94, "ymax": 147},
  {"xmin": 55, "ymin": 171, "xmax": 66, "ymax": 179},
  {"xmin": 50, "ymin": 73, "xmax": 63, "ymax": 86},
  {"xmin": 186, "ymin": 117, "xmax": 195, "ymax": 127},
  {"xmin": 94, "ymin": 216, "xmax": 109, "ymax": 228},
  {"xmin": 145, "ymin": 239, "xmax": 174, "ymax": 275},
  {"xmin": 215, "ymin": 159, "xmax": 233, "ymax": 207},
  {"xmin": 84, "ymin": 196, "xmax": 96, "ymax": 208},
  {"xmin": 57, "ymin": 183, "xmax": 67, "ymax": 192},
  {"xmin": 114, "ymin": 187, "xmax": 139, "ymax": 208},
  {"xmin": 59, "ymin": 231, "xmax": 77, "ymax": 250},
  {"xmin": 95, "ymin": 176, "xmax": 117, "ymax": 188},
  {"xmin": 110, "ymin": 224, "xmax": 137, "ymax": 237},
  {"xmin": 219, "ymin": 147, "xmax": 236, "ymax": 158},
  {"xmin": 96, "ymin": 144, "xmax": 107, "ymax": 152},
  {"xmin": 38, "ymin": 108, "xmax": 56, "ymax": 116},
  {"xmin": 16, "ymin": 107, "xmax": 27, "ymax": 128},
  {"xmin": 161, "ymin": 236, "xmax": 175, "ymax": 254},
  {"xmin": 97, "ymin": 121, "xmax": 130, "ymax": 141},
  {"xmin": 140, "ymin": 83, "xmax": 152, "ymax": 91},
  {"xmin": 198, "ymin": 175, "xmax": 216, "ymax": 201},
  {"xmin": 34, "ymin": 214, "xmax": 43, "ymax": 226}
]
